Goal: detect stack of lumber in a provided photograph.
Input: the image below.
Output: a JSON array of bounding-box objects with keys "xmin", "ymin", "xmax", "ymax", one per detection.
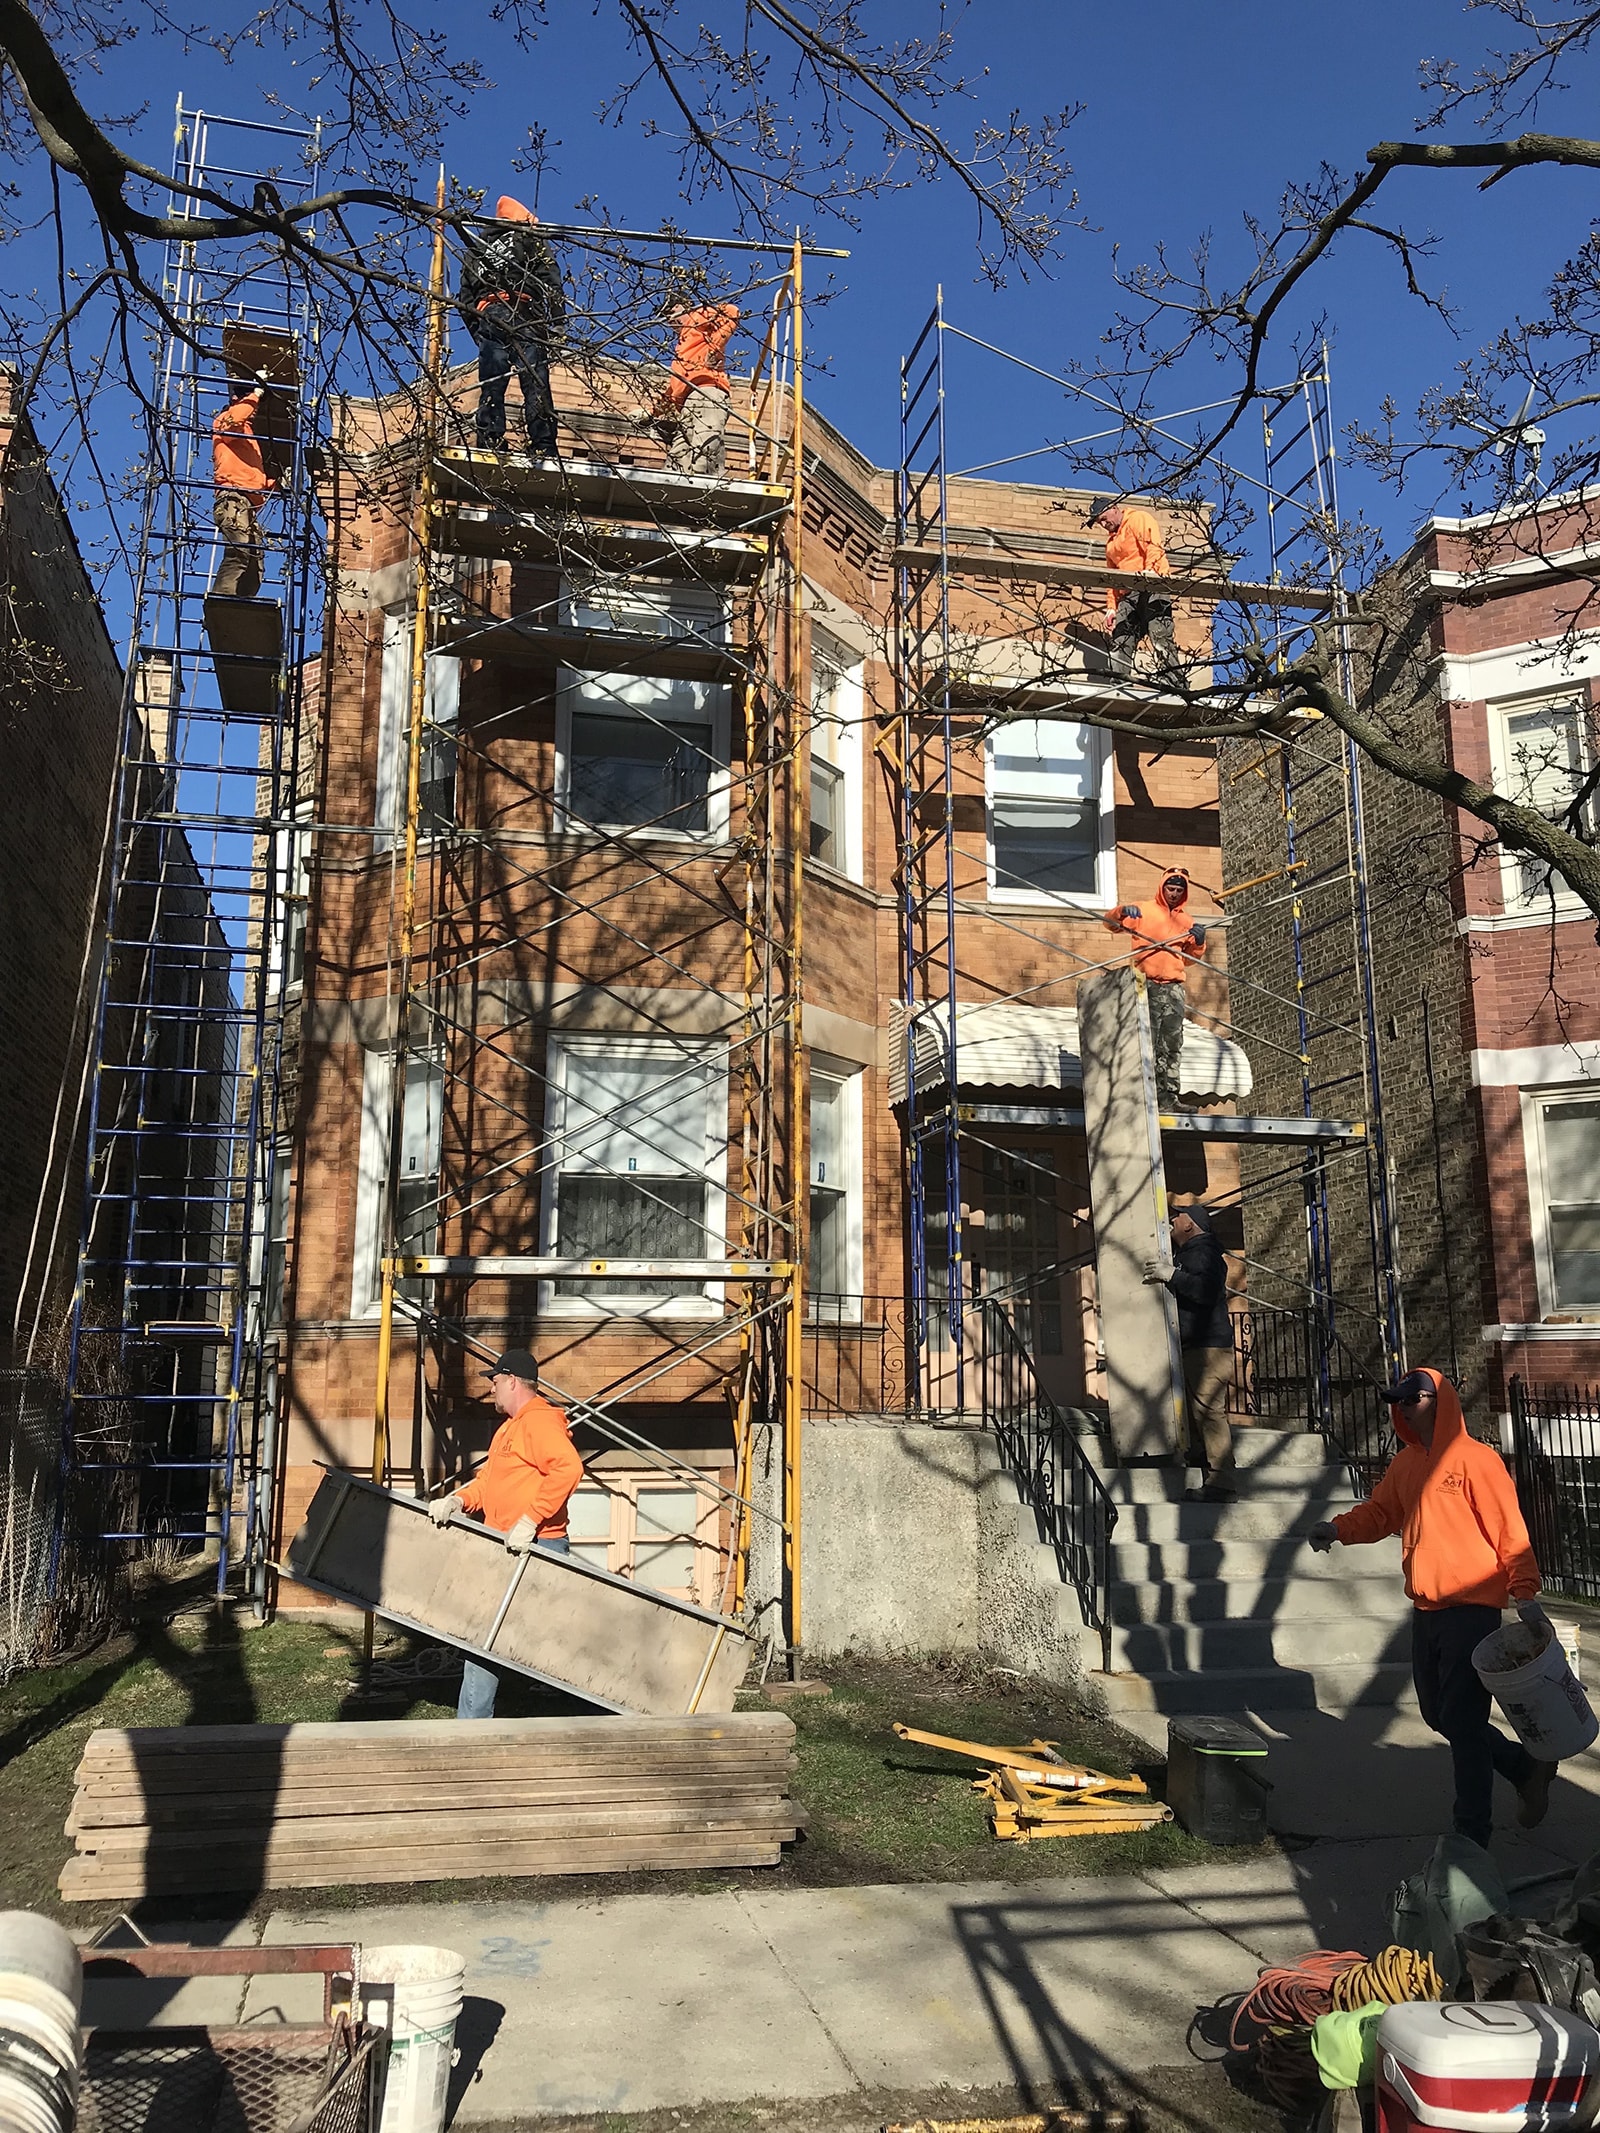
[{"xmin": 61, "ymin": 1713, "xmax": 802, "ymax": 1901}]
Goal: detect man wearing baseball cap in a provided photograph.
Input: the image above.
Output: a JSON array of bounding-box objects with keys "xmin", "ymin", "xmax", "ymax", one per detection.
[
  {"xmin": 428, "ymin": 1347, "xmax": 583, "ymax": 1718},
  {"xmin": 1308, "ymin": 1365, "xmax": 1556, "ymax": 1846}
]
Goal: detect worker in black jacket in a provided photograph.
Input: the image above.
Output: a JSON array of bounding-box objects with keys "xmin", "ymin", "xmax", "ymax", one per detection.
[
  {"xmin": 458, "ymin": 196, "xmax": 565, "ymax": 454},
  {"xmin": 1146, "ymin": 1202, "xmax": 1237, "ymax": 1501}
]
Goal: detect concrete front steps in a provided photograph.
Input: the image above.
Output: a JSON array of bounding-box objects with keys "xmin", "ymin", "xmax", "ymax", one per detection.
[{"xmin": 1089, "ymin": 1424, "xmax": 1415, "ymax": 1716}]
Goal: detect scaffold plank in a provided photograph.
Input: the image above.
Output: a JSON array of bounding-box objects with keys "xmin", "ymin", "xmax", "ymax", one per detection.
[
  {"xmin": 956, "ymin": 1102, "xmax": 1365, "ymax": 1143},
  {"xmin": 434, "ymin": 448, "xmax": 790, "ymax": 529},
  {"xmin": 436, "ymin": 504, "xmax": 768, "ymax": 581},
  {"xmin": 284, "ymin": 1472, "xmax": 751, "ymax": 1717},
  {"xmin": 437, "ymin": 615, "xmax": 744, "ymax": 681},
  {"xmin": 202, "ymin": 594, "xmax": 283, "ymax": 714},
  {"xmin": 895, "ymin": 542, "xmax": 1336, "ymax": 610}
]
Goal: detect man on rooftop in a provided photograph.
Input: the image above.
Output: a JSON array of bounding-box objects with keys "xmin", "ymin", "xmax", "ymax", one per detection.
[
  {"xmin": 1089, "ymin": 496, "xmax": 1177, "ymax": 678},
  {"xmin": 657, "ymin": 301, "xmax": 739, "ymax": 478},
  {"xmin": 458, "ymin": 196, "xmax": 565, "ymax": 456}
]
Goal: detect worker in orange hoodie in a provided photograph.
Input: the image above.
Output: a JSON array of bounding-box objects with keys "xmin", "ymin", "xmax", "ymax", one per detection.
[
  {"xmin": 1102, "ymin": 868, "xmax": 1210, "ymax": 1106},
  {"xmin": 1309, "ymin": 1366, "xmax": 1557, "ymax": 1847},
  {"xmin": 1089, "ymin": 497, "xmax": 1177, "ymax": 677},
  {"xmin": 657, "ymin": 301, "xmax": 739, "ymax": 477},
  {"xmin": 211, "ymin": 376, "xmax": 276, "ymax": 598},
  {"xmin": 428, "ymin": 1346, "xmax": 583, "ymax": 1718}
]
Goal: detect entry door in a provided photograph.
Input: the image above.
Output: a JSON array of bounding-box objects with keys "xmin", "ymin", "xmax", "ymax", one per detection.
[{"xmin": 973, "ymin": 1144, "xmax": 1084, "ymax": 1411}]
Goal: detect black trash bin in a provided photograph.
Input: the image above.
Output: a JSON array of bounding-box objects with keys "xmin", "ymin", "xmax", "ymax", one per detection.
[{"xmin": 1166, "ymin": 1715, "xmax": 1270, "ymax": 1845}]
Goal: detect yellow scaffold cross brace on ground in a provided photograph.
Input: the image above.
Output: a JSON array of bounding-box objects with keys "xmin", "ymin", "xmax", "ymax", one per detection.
[{"xmin": 892, "ymin": 1725, "xmax": 1173, "ymax": 1843}]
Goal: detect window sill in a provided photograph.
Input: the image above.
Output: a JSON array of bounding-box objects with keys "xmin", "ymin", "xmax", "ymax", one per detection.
[
  {"xmin": 539, "ymin": 1297, "xmax": 727, "ymax": 1322},
  {"xmin": 986, "ymin": 889, "xmax": 1107, "ymax": 912}
]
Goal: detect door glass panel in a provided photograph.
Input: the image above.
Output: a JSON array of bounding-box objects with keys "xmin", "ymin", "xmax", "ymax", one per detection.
[{"xmin": 634, "ymin": 1488, "xmax": 698, "ymax": 1592}]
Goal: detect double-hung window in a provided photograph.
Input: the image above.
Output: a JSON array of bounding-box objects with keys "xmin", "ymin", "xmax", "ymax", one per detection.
[
  {"xmin": 1494, "ymin": 694, "xmax": 1596, "ymax": 910},
  {"xmin": 807, "ymin": 1063, "xmax": 862, "ymax": 1307},
  {"xmin": 376, "ymin": 607, "xmax": 459, "ymax": 845},
  {"xmin": 1530, "ymin": 1092, "xmax": 1600, "ymax": 1312},
  {"xmin": 352, "ymin": 1048, "xmax": 444, "ymax": 1312},
  {"xmin": 565, "ymin": 1475, "xmax": 721, "ymax": 1603},
  {"xmin": 557, "ymin": 578, "xmax": 730, "ymax": 841},
  {"xmin": 987, "ymin": 718, "xmax": 1111, "ymax": 905},
  {"xmin": 809, "ymin": 629, "xmax": 864, "ymax": 879},
  {"xmin": 542, "ymin": 1036, "xmax": 725, "ymax": 1312}
]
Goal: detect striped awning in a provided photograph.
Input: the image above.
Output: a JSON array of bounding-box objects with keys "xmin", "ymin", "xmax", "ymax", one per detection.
[{"xmin": 888, "ymin": 999, "xmax": 1253, "ymax": 1106}]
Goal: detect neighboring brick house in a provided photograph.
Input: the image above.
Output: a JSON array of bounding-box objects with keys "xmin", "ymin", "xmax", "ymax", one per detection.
[
  {"xmin": 271, "ymin": 350, "xmax": 1247, "ymax": 1607},
  {"xmin": 1221, "ymin": 492, "xmax": 1600, "ymax": 1434},
  {"xmin": 0, "ymin": 374, "xmax": 125, "ymax": 1368}
]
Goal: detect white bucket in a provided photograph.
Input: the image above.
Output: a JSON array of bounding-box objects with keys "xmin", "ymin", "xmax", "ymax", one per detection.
[
  {"xmin": 1474, "ymin": 1620, "xmax": 1600, "ymax": 1763},
  {"xmin": 0, "ymin": 1913, "xmax": 81, "ymax": 2133},
  {"xmin": 358, "ymin": 1945, "xmax": 465, "ymax": 2133}
]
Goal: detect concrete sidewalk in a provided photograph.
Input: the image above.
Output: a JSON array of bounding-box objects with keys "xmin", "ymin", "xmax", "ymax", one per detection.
[{"xmin": 76, "ymin": 1706, "xmax": 1600, "ymax": 2130}]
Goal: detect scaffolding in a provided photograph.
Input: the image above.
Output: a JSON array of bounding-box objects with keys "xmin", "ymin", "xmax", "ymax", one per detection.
[
  {"xmin": 59, "ymin": 106, "xmax": 325, "ymax": 1595},
  {"xmin": 326, "ymin": 207, "xmax": 822, "ymax": 1657},
  {"xmin": 887, "ymin": 301, "xmax": 1403, "ymax": 1417}
]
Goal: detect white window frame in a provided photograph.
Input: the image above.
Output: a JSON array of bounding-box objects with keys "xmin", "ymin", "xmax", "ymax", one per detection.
[
  {"xmin": 806, "ymin": 1056, "xmax": 864, "ymax": 1313},
  {"xmin": 352, "ymin": 1046, "xmax": 444, "ymax": 1317},
  {"xmin": 564, "ymin": 1472, "xmax": 724, "ymax": 1605},
  {"xmin": 809, "ymin": 627, "xmax": 865, "ymax": 883},
  {"xmin": 375, "ymin": 606, "xmax": 461, "ymax": 851},
  {"xmin": 554, "ymin": 576, "xmax": 732, "ymax": 844},
  {"xmin": 985, "ymin": 718, "xmax": 1115, "ymax": 909},
  {"xmin": 1522, "ymin": 1085, "xmax": 1600, "ymax": 1320},
  {"xmin": 538, "ymin": 1033, "xmax": 729, "ymax": 1319},
  {"xmin": 1487, "ymin": 689, "xmax": 1596, "ymax": 915}
]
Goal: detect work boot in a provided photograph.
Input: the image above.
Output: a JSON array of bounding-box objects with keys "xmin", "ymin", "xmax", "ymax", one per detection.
[
  {"xmin": 1517, "ymin": 1759, "xmax": 1559, "ymax": 1828},
  {"xmin": 1184, "ymin": 1482, "xmax": 1237, "ymax": 1505}
]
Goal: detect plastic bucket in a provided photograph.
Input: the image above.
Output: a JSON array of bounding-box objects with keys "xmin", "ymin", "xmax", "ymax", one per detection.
[
  {"xmin": 1473, "ymin": 1620, "xmax": 1600, "ymax": 1763},
  {"xmin": 358, "ymin": 1945, "xmax": 465, "ymax": 2133},
  {"xmin": 0, "ymin": 1913, "xmax": 81, "ymax": 2133}
]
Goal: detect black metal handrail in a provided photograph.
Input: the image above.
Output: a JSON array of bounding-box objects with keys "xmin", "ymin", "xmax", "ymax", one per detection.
[
  {"xmin": 976, "ymin": 1294, "xmax": 1117, "ymax": 1664},
  {"xmin": 1509, "ymin": 1376, "xmax": 1600, "ymax": 1603},
  {"xmin": 1229, "ymin": 1296, "xmax": 1392, "ymax": 1491}
]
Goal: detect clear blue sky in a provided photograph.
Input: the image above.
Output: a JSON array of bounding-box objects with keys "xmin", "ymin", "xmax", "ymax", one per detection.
[{"xmin": 19, "ymin": 2, "xmax": 1590, "ymax": 571}]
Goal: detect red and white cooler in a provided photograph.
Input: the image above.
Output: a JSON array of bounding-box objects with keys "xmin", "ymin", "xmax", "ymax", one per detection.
[{"xmin": 1377, "ymin": 2003, "xmax": 1600, "ymax": 2132}]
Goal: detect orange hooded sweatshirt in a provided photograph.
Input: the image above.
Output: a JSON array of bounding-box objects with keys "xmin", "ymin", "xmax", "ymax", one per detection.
[
  {"xmin": 1102, "ymin": 872, "xmax": 1205, "ymax": 985},
  {"xmin": 1103, "ymin": 503, "xmax": 1170, "ymax": 618},
  {"xmin": 1332, "ymin": 1367, "xmax": 1541, "ymax": 1610},
  {"xmin": 662, "ymin": 304, "xmax": 739, "ymax": 411},
  {"xmin": 457, "ymin": 1392, "xmax": 583, "ymax": 1539}
]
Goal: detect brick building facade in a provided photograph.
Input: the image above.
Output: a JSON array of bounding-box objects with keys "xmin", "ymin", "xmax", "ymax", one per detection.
[
  {"xmin": 1220, "ymin": 493, "xmax": 1600, "ymax": 1433},
  {"xmin": 272, "ymin": 353, "xmax": 1248, "ymax": 1604}
]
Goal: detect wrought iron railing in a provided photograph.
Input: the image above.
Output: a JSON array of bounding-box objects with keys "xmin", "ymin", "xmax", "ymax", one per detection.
[
  {"xmin": 800, "ymin": 1294, "xmax": 917, "ymax": 1416},
  {"xmin": 1229, "ymin": 1298, "xmax": 1392, "ymax": 1491},
  {"xmin": 976, "ymin": 1295, "xmax": 1117, "ymax": 1662},
  {"xmin": 1508, "ymin": 1377, "xmax": 1600, "ymax": 1603}
]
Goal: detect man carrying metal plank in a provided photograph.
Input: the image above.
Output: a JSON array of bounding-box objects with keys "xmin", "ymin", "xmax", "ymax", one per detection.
[{"xmin": 429, "ymin": 1348, "xmax": 583, "ymax": 1717}]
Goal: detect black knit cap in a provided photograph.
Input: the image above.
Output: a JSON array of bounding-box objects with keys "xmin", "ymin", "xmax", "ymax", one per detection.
[{"xmin": 488, "ymin": 1348, "xmax": 540, "ymax": 1386}]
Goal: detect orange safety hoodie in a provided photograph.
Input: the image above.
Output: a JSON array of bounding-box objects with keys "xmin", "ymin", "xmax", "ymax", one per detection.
[
  {"xmin": 662, "ymin": 304, "xmax": 739, "ymax": 411},
  {"xmin": 213, "ymin": 395, "xmax": 272, "ymax": 493},
  {"xmin": 1103, "ymin": 503, "xmax": 1170, "ymax": 618},
  {"xmin": 457, "ymin": 1392, "xmax": 583, "ymax": 1539},
  {"xmin": 1332, "ymin": 1367, "xmax": 1541, "ymax": 1610},
  {"xmin": 1101, "ymin": 875, "xmax": 1203, "ymax": 986}
]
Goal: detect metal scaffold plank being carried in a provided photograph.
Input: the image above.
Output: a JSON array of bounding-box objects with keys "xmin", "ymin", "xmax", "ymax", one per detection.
[{"xmin": 286, "ymin": 1471, "xmax": 750, "ymax": 1715}]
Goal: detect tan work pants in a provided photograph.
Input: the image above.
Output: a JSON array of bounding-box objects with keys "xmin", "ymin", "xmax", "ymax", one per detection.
[
  {"xmin": 1183, "ymin": 1344, "xmax": 1236, "ymax": 1478},
  {"xmin": 212, "ymin": 487, "xmax": 263, "ymax": 599},
  {"xmin": 668, "ymin": 385, "xmax": 730, "ymax": 477}
]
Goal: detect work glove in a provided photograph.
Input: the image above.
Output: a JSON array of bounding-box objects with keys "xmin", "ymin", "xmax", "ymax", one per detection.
[
  {"xmin": 426, "ymin": 1493, "xmax": 461, "ymax": 1526},
  {"xmin": 504, "ymin": 1515, "xmax": 539, "ymax": 1555},
  {"xmin": 1308, "ymin": 1520, "xmax": 1339, "ymax": 1554},
  {"xmin": 1190, "ymin": 923, "xmax": 1209, "ymax": 946},
  {"xmin": 1119, "ymin": 904, "xmax": 1141, "ymax": 919},
  {"xmin": 1142, "ymin": 1257, "xmax": 1169, "ymax": 1285},
  {"xmin": 1517, "ymin": 1598, "xmax": 1554, "ymax": 1635}
]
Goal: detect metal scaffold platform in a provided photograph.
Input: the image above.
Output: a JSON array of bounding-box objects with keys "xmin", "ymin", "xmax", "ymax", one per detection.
[
  {"xmin": 59, "ymin": 105, "xmax": 326, "ymax": 1597},
  {"xmin": 886, "ymin": 296, "xmax": 1403, "ymax": 1440}
]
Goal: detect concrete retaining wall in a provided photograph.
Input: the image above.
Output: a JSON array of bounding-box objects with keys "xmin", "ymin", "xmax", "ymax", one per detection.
[{"xmin": 745, "ymin": 1415, "xmax": 1092, "ymax": 1684}]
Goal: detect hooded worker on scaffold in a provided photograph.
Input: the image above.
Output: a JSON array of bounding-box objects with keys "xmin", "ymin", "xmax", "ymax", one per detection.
[{"xmin": 1102, "ymin": 868, "xmax": 1209, "ymax": 1108}]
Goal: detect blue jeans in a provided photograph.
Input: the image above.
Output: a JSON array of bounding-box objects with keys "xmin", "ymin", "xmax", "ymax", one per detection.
[{"xmin": 456, "ymin": 1534, "xmax": 570, "ymax": 1719}]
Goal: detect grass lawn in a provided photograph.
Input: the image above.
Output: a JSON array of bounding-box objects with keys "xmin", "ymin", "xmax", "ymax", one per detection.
[{"xmin": 0, "ymin": 1611, "xmax": 1233, "ymax": 1923}]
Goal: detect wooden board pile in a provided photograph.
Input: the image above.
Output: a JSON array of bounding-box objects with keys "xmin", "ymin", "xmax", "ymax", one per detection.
[{"xmin": 61, "ymin": 1712, "xmax": 802, "ymax": 1901}]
